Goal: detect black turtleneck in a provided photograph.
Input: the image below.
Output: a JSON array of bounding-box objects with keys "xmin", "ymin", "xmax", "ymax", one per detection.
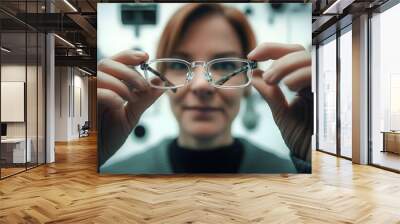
[{"xmin": 168, "ymin": 138, "xmax": 244, "ymax": 173}]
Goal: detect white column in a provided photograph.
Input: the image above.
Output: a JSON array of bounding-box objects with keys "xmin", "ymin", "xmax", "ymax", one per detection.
[
  {"xmin": 46, "ymin": 32, "xmax": 55, "ymax": 163},
  {"xmin": 352, "ymin": 14, "xmax": 369, "ymax": 164}
]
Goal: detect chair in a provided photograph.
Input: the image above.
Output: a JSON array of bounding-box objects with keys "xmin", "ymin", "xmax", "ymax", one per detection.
[{"xmin": 78, "ymin": 121, "xmax": 90, "ymax": 138}]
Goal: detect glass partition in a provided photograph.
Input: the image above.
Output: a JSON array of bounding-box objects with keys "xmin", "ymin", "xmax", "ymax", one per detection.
[
  {"xmin": 1, "ymin": 30, "xmax": 28, "ymax": 177},
  {"xmin": 26, "ymin": 0, "xmax": 44, "ymax": 169},
  {"xmin": 0, "ymin": 1, "xmax": 46, "ymax": 179},
  {"xmin": 317, "ymin": 36, "xmax": 337, "ymax": 154}
]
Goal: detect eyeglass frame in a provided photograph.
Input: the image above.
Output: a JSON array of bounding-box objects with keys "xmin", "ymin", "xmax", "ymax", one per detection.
[{"xmin": 139, "ymin": 57, "xmax": 257, "ymax": 92}]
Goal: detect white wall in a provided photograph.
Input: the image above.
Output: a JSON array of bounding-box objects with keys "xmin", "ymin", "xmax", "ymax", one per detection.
[
  {"xmin": 1, "ymin": 65, "xmax": 26, "ymax": 133},
  {"xmin": 55, "ymin": 67, "xmax": 68, "ymax": 141},
  {"xmin": 72, "ymin": 73, "xmax": 89, "ymax": 138},
  {"xmin": 55, "ymin": 67, "xmax": 89, "ymax": 141}
]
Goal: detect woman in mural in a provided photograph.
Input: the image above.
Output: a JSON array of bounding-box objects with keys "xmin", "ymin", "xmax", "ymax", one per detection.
[{"xmin": 97, "ymin": 3, "xmax": 312, "ymax": 173}]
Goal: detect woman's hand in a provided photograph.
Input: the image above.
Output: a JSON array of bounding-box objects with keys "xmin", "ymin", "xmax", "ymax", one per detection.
[
  {"xmin": 248, "ymin": 43, "xmax": 312, "ymax": 163},
  {"xmin": 97, "ymin": 50, "xmax": 164, "ymax": 163}
]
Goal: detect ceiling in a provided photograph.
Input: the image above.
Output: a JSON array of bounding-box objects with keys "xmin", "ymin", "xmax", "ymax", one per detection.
[
  {"xmin": 0, "ymin": 0, "xmax": 98, "ymax": 72},
  {"xmin": 312, "ymin": 0, "xmax": 390, "ymax": 44}
]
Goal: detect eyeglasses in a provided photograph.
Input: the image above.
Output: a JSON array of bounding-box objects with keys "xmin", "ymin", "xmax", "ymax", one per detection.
[{"xmin": 140, "ymin": 58, "xmax": 257, "ymax": 92}]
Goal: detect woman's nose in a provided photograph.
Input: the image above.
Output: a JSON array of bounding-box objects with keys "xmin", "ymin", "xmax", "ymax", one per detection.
[{"xmin": 189, "ymin": 66, "xmax": 215, "ymax": 98}]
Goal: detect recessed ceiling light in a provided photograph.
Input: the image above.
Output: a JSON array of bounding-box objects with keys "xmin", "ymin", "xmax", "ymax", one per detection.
[
  {"xmin": 1, "ymin": 47, "xmax": 11, "ymax": 53},
  {"xmin": 78, "ymin": 67, "xmax": 93, "ymax": 76},
  {"xmin": 54, "ymin": 34, "xmax": 75, "ymax": 48},
  {"xmin": 63, "ymin": 0, "xmax": 78, "ymax": 12},
  {"xmin": 322, "ymin": 0, "xmax": 355, "ymax": 15}
]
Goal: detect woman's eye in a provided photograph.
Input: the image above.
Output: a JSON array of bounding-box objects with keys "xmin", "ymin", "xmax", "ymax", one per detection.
[
  {"xmin": 167, "ymin": 62, "xmax": 186, "ymax": 70},
  {"xmin": 213, "ymin": 62, "xmax": 237, "ymax": 71}
]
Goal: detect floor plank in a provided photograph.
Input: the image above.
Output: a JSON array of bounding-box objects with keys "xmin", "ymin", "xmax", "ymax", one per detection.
[{"xmin": 1, "ymin": 135, "xmax": 400, "ymax": 223}]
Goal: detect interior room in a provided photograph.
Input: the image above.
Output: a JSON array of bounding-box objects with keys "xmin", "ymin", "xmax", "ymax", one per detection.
[{"xmin": 0, "ymin": 0, "xmax": 400, "ymax": 223}]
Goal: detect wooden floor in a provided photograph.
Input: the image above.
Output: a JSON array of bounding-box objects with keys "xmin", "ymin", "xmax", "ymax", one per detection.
[
  {"xmin": 1, "ymin": 135, "xmax": 400, "ymax": 223},
  {"xmin": 1, "ymin": 163, "xmax": 45, "ymax": 178},
  {"xmin": 372, "ymin": 150, "xmax": 400, "ymax": 171},
  {"xmin": 1, "ymin": 167, "xmax": 26, "ymax": 178}
]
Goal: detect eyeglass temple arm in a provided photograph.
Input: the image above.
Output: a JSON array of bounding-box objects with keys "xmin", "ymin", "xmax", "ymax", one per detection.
[
  {"xmin": 140, "ymin": 63, "xmax": 177, "ymax": 93},
  {"xmin": 214, "ymin": 61, "xmax": 257, "ymax": 85}
]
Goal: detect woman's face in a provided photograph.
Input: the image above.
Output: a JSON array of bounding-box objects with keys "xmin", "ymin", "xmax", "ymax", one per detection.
[{"xmin": 168, "ymin": 15, "xmax": 246, "ymax": 144}]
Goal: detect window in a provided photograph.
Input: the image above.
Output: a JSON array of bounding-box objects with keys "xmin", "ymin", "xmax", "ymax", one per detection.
[
  {"xmin": 317, "ymin": 36, "xmax": 337, "ymax": 154},
  {"xmin": 339, "ymin": 28, "xmax": 352, "ymax": 158},
  {"xmin": 370, "ymin": 3, "xmax": 400, "ymax": 171}
]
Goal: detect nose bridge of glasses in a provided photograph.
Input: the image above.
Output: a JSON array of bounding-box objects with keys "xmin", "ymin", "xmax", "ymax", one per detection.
[
  {"xmin": 191, "ymin": 61, "xmax": 206, "ymax": 68},
  {"xmin": 188, "ymin": 61, "xmax": 212, "ymax": 82},
  {"xmin": 190, "ymin": 61, "xmax": 207, "ymax": 75}
]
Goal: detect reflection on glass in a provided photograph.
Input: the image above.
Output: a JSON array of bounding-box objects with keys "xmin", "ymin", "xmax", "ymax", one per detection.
[
  {"xmin": 1, "ymin": 31, "xmax": 27, "ymax": 177},
  {"xmin": 340, "ymin": 30, "xmax": 352, "ymax": 158},
  {"xmin": 27, "ymin": 31, "xmax": 38, "ymax": 169},
  {"xmin": 318, "ymin": 37, "xmax": 337, "ymax": 154}
]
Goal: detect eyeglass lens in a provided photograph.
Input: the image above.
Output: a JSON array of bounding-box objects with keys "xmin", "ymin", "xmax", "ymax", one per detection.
[{"xmin": 145, "ymin": 60, "xmax": 251, "ymax": 88}]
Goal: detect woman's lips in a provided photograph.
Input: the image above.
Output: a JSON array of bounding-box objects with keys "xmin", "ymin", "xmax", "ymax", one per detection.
[
  {"xmin": 184, "ymin": 106, "xmax": 222, "ymax": 112},
  {"xmin": 183, "ymin": 106, "xmax": 223, "ymax": 119}
]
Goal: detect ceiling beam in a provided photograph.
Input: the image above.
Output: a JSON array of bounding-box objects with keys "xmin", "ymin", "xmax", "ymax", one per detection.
[
  {"xmin": 67, "ymin": 13, "xmax": 96, "ymax": 40},
  {"xmin": 322, "ymin": 0, "xmax": 356, "ymax": 14},
  {"xmin": 55, "ymin": 55, "xmax": 96, "ymax": 70}
]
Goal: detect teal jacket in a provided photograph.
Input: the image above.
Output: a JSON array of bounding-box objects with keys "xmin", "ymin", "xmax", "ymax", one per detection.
[{"xmin": 100, "ymin": 138, "xmax": 297, "ymax": 174}]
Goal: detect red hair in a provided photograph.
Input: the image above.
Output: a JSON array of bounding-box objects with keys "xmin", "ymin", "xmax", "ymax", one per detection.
[{"xmin": 156, "ymin": 3, "xmax": 256, "ymax": 59}]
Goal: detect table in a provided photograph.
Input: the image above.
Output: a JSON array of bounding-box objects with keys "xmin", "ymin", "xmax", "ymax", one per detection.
[
  {"xmin": 381, "ymin": 131, "xmax": 400, "ymax": 154},
  {"xmin": 1, "ymin": 138, "xmax": 31, "ymax": 163}
]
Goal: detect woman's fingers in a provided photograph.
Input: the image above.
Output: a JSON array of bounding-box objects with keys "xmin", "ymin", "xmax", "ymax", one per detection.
[
  {"xmin": 247, "ymin": 42, "xmax": 305, "ymax": 61},
  {"xmin": 124, "ymin": 83, "xmax": 165, "ymax": 118},
  {"xmin": 263, "ymin": 50, "xmax": 311, "ymax": 84},
  {"xmin": 97, "ymin": 71, "xmax": 134, "ymax": 103},
  {"xmin": 98, "ymin": 72, "xmax": 166, "ymax": 110},
  {"xmin": 98, "ymin": 58, "xmax": 149, "ymax": 92},
  {"xmin": 283, "ymin": 66, "xmax": 312, "ymax": 92},
  {"xmin": 97, "ymin": 88, "xmax": 125, "ymax": 109},
  {"xmin": 110, "ymin": 50, "xmax": 149, "ymax": 66},
  {"xmin": 251, "ymin": 69, "xmax": 288, "ymax": 114}
]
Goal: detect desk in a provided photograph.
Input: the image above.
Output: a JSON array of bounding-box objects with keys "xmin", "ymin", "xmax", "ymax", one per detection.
[
  {"xmin": 1, "ymin": 138, "xmax": 31, "ymax": 163},
  {"xmin": 381, "ymin": 131, "xmax": 400, "ymax": 154}
]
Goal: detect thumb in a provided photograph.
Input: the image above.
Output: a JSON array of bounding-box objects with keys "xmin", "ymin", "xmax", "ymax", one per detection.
[{"xmin": 251, "ymin": 69, "xmax": 288, "ymax": 116}]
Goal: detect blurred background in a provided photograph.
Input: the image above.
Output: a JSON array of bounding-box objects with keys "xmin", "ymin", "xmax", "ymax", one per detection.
[{"xmin": 97, "ymin": 3, "xmax": 311, "ymax": 164}]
